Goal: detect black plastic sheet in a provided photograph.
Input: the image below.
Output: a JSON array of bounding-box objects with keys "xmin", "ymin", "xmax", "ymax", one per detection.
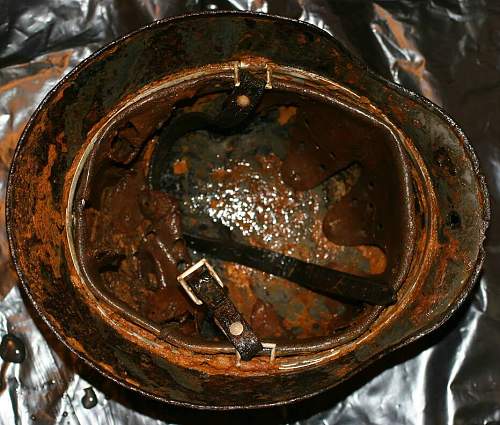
[{"xmin": 0, "ymin": 1, "xmax": 498, "ymax": 424}]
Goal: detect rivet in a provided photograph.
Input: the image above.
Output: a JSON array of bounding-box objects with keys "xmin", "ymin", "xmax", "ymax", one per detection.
[
  {"xmin": 237, "ymin": 95, "xmax": 250, "ymax": 108},
  {"xmin": 229, "ymin": 321, "xmax": 244, "ymax": 336}
]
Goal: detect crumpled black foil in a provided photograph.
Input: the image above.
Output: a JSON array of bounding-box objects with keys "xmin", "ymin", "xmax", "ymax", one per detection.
[{"xmin": 0, "ymin": 1, "xmax": 498, "ymax": 424}]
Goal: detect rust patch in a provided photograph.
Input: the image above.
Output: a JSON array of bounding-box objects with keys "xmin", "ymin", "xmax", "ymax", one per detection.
[
  {"xmin": 32, "ymin": 143, "xmax": 63, "ymax": 278},
  {"xmin": 173, "ymin": 158, "xmax": 189, "ymax": 175},
  {"xmin": 278, "ymin": 106, "xmax": 297, "ymax": 125}
]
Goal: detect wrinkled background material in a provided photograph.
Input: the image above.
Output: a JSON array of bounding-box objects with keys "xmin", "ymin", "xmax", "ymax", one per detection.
[{"xmin": 0, "ymin": 1, "xmax": 498, "ymax": 424}]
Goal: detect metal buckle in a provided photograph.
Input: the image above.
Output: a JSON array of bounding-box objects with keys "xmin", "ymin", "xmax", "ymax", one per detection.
[
  {"xmin": 233, "ymin": 60, "xmax": 273, "ymax": 89},
  {"xmin": 235, "ymin": 342, "xmax": 277, "ymax": 366},
  {"xmin": 177, "ymin": 258, "xmax": 224, "ymax": 305}
]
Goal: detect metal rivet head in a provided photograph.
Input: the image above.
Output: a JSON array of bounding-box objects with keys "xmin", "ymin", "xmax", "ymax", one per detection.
[
  {"xmin": 229, "ymin": 321, "xmax": 244, "ymax": 336},
  {"xmin": 236, "ymin": 95, "xmax": 250, "ymax": 108}
]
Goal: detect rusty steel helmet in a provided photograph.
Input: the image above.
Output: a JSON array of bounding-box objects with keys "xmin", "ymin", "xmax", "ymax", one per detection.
[{"xmin": 6, "ymin": 12, "xmax": 489, "ymax": 408}]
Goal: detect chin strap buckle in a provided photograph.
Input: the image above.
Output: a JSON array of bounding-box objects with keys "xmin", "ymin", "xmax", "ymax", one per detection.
[{"xmin": 177, "ymin": 259, "xmax": 263, "ymax": 361}]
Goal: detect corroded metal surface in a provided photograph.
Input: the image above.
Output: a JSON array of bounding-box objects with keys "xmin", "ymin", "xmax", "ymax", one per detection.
[
  {"xmin": 6, "ymin": 12, "xmax": 489, "ymax": 409},
  {"xmin": 68, "ymin": 61, "xmax": 412, "ymax": 361}
]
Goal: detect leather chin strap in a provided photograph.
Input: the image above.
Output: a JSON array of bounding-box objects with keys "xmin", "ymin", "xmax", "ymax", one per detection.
[
  {"xmin": 183, "ymin": 233, "xmax": 394, "ymax": 306},
  {"xmin": 178, "ymin": 260, "xmax": 263, "ymax": 361}
]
